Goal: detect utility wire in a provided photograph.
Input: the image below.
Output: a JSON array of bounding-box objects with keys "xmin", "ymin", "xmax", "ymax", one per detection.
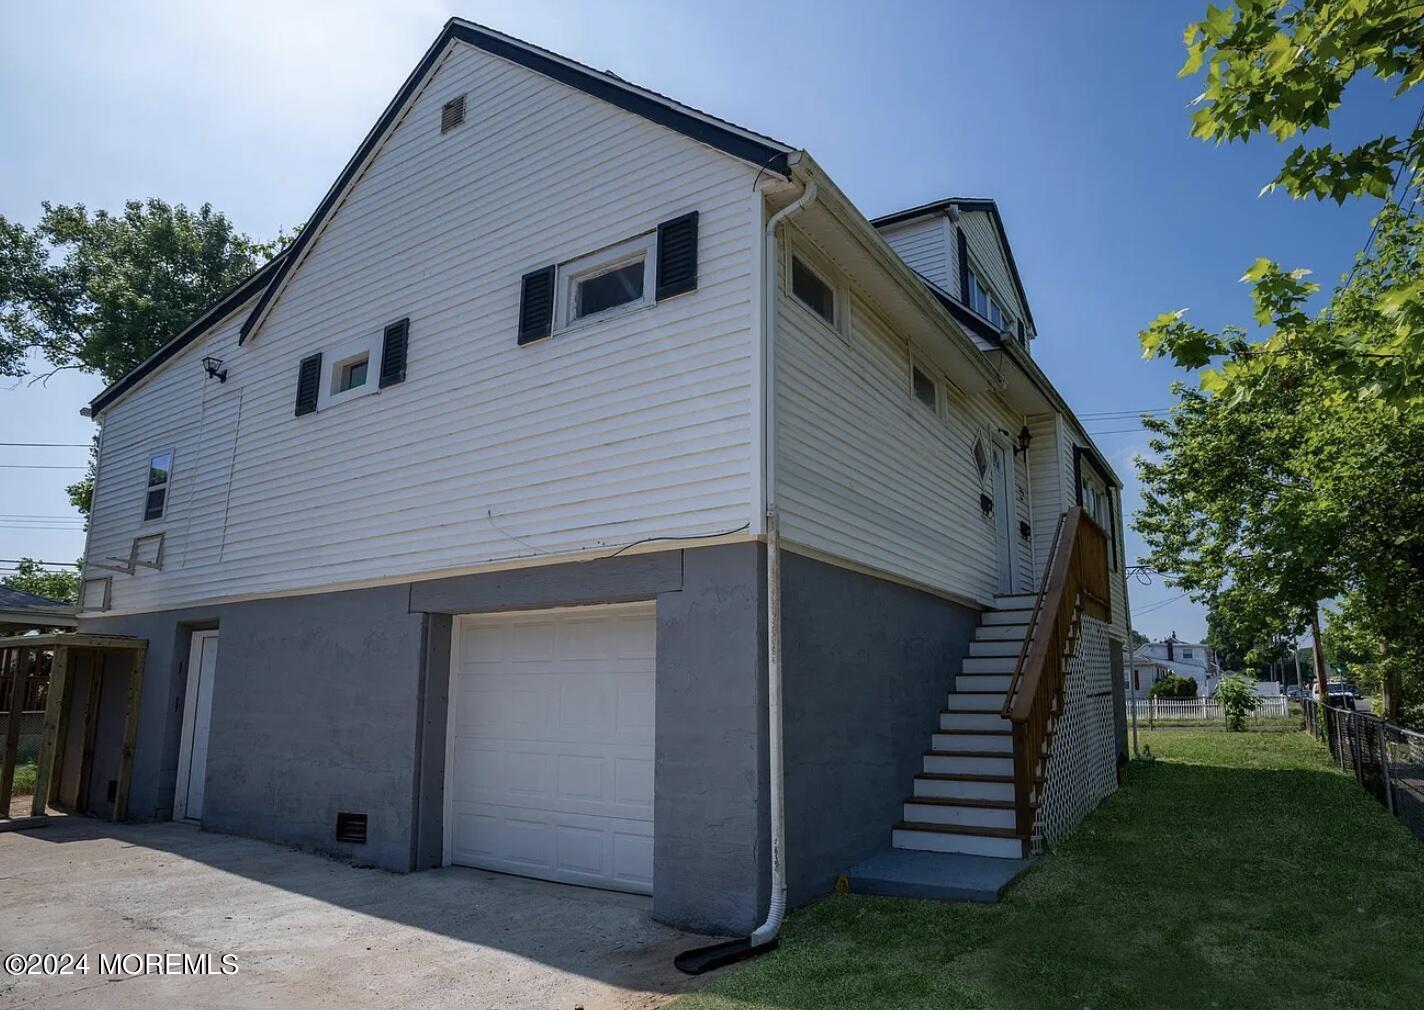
[
  {"xmin": 0, "ymin": 442, "xmax": 91, "ymax": 448},
  {"xmin": 0, "ymin": 558, "xmax": 81, "ymax": 567}
]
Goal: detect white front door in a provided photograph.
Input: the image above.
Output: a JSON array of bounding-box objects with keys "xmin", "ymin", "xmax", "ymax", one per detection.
[
  {"xmin": 174, "ymin": 630, "xmax": 219, "ymax": 822},
  {"xmin": 446, "ymin": 603, "xmax": 656, "ymax": 894},
  {"xmin": 991, "ymin": 442, "xmax": 1015, "ymax": 594}
]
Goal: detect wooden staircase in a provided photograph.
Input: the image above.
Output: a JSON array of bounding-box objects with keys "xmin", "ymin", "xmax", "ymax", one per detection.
[{"xmin": 892, "ymin": 507, "xmax": 1111, "ymax": 862}]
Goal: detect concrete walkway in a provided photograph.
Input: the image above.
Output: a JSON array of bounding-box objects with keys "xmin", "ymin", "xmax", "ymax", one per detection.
[{"xmin": 0, "ymin": 818, "xmax": 714, "ymax": 1010}]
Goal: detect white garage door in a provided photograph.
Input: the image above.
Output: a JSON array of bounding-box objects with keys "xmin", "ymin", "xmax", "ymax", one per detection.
[{"xmin": 447, "ymin": 603, "xmax": 656, "ymax": 894}]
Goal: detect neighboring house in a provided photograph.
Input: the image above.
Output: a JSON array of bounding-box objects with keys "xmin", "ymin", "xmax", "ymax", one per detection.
[
  {"xmin": 72, "ymin": 20, "xmax": 1128, "ymax": 935},
  {"xmin": 1128, "ymin": 635, "xmax": 1221, "ymax": 699},
  {"xmin": 0, "ymin": 585, "xmax": 77, "ymax": 634}
]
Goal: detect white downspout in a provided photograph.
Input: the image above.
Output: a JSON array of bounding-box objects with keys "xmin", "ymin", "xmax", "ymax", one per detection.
[{"xmin": 751, "ymin": 179, "xmax": 816, "ymax": 949}]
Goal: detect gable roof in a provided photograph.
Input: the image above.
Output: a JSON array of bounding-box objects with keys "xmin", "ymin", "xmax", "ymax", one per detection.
[
  {"xmin": 86, "ymin": 250, "xmax": 288, "ymax": 417},
  {"xmin": 236, "ymin": 17, "xmax": 795, "ymax": 345},
  {"xmin": 0, "ymin": 584, "xmax": 73, "ymax": 611},
  {"xmin": 870, "ymin": 196, "xmax": 1037, "ymax": 333}
]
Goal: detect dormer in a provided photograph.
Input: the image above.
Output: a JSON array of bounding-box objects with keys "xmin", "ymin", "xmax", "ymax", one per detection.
[{"xmin": 871, "ymin": 197, "xmax": 1036, "ymax": 354}]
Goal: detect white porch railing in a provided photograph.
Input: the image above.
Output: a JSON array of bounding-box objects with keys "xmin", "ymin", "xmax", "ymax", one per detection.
[{"xmin": 1129, "ymin": 696, "xmax": 1289, "ymax": 721}]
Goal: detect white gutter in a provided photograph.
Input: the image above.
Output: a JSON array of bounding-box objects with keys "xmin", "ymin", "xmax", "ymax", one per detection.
[{"xmin": 752, "ymin": 178, "xmax": 817, "ymax": 949}]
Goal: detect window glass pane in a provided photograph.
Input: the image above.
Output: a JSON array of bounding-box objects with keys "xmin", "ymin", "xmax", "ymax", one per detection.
[
  {"xmin": 576, "ymin": 260, "xmax": 644, "ymax": 318},
  {"xmin": 912, "ymin": 365, "xmax": 937, "ymax": 409},
  {"xmin": 338, "ymin": 357, "xmax": 369, "ymax": 392},
  {"xmin": 791, "ymin": 257, "xmax": 835, "ymax": 325},
  {"xmin": 144, "ymin": 487, "xmax": 166, "ymax": 521},
  {"xmin": 149, "ymin": 452, "xmax": 172, "ymax": 487}
]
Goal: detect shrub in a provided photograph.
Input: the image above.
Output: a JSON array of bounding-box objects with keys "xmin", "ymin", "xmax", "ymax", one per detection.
[
  {"xmin": 1149, "ymin": 673, "xmax": 1199, "ymax": 699},
  {"xmin": 1216, "ymin": 675, "xmax": 1262, "ymax": 731}
]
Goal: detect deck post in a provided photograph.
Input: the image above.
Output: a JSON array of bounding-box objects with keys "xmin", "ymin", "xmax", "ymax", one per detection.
[
  {"xmin": 113, "ymin": 644, "xmax": 147, "ymax": 822},
  {"xmin": 30, "ymin": 645, "xmax": 70, "ymax": 817},
  {"xmin": 0, "ymin": 648, "xmax": 24, "ymax": 816}
]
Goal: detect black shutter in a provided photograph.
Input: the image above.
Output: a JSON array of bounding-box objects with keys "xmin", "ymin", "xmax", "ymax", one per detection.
[
  {"xmin": 655, "ymin": 211, "xmax": 699, "ymax": 301},
  {"xmin": 294, "ymin": 352, "xmax": 322, "ymax": 416},
  {"xmin": 379, "ymin": 318, "xmax": 409, "ymax": 388},
  {"xmin": 517, "ymin": 265, "xmax": 556, "ymax": 344},
  {"xmin": 957, "ymin": 226, "xmax": 969, "ymax": 302}
]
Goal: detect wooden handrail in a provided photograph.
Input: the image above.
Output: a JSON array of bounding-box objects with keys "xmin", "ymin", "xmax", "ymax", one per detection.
[{"xmin": 1001, "ymin": 506, "xmax": 1111, "ymax": 837}]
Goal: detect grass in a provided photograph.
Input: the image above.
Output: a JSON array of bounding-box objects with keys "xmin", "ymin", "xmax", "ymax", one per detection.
[
  {"xmin": 673, "ymin": 730, "xmax": 1424, "ymax": 1010},
  {"xmin": 5, "ymin": 759, "xmax": 36, "ymax": 797}
]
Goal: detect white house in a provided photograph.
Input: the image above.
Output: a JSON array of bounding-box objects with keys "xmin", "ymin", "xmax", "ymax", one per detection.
[
  {"xmin": 1129, "ymin": 635, "xmax": 1221, "ymax": 699},
  {"xmin": 60, "ymin": 19, "xmax": 1129, "ymax": 936}
]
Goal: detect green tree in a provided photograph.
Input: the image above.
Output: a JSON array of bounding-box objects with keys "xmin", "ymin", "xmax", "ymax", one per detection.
[
  {"xmin": 1, "ymin": 199, "xmax": 291, "ymax": 516},
  {"xmin": 1, "ymin": 558, "xmax": 78, "ymax": 605},
  {"xmin": 1150, "ymin": 1, "xmax": 1424, "ymax": 414},
  {"xmin": 1215, "ymin": 674, "xmax": 1263, "ymax": 731},
  {"xmin": 1150, "ymin": 673, "xmax": 1201, "ymax": 700}
]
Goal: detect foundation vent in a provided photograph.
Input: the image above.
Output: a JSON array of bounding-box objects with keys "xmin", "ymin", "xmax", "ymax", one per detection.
[{"xmin": 335, "ymin": 812, "xmax": 368, "ymax": 844}]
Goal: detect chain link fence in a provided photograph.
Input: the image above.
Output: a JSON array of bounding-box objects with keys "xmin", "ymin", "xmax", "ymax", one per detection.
[{"xmin": 1302, "ymin": 698, "xmax": 1424, "ymax": 842}]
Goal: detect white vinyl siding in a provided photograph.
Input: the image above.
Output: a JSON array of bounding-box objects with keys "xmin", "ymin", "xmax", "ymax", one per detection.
[
  {"xmin": 84, "ymin": 41, "xmax": 759, "ymax": 614},
  {"xmin": 878, "ymin": 215, "xmax": 952, "ymax": 292},
  {"xmin": 774, "ymin": 254, "xmax": 1032, "ymax": 606},
  {"xmin": 959, "ymin": 210, "xmax": 1026, "ymax": 332}
]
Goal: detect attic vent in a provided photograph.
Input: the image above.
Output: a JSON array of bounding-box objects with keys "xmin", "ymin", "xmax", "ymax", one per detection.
[
  {"xmin": 335, "ymin": 811, "xmax": 368, "ymax": 844},
  {"xmin": 441, "ymin": 95, "xmax": 466, "ymax": 133}
]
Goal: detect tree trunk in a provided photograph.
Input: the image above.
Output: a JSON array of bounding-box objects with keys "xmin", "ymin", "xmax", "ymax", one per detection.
[
  {"xmin": 1381, "ymin": 640, "xmax": 1401, "ymax": 723},
  {"xmin": 1310, "ymin": 606, "xmax": 1330, "ymax": 730}
]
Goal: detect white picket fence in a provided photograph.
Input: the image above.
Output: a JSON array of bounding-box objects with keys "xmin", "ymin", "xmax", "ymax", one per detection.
[{"xmin": 1130, "ymin": 696, "xmax": 1290, "ymax": 721}]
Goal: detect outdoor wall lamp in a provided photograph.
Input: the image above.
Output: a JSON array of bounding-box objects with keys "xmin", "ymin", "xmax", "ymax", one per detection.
[
  {"xmin": 1012, "ymin": 424, "xmax": 1032, "ymax": 458},
  {"xmin": 202, "ymin": 356, "xmax": 228, "ymax": 383}
]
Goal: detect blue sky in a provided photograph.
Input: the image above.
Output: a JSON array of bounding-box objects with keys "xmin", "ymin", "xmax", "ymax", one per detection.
[{"xmin": 0, "ymin": 1, "xmax": 1403, "ymax": 640}]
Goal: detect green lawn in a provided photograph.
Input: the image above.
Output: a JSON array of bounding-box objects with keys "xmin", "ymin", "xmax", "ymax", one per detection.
[{"xmin": 674, "ymin": 730, "xmax": 1424, "ymax": 1010}]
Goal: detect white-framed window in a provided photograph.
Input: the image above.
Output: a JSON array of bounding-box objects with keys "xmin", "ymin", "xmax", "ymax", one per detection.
[
  {"xmin": 556, "ymin": 233, "xmax": 656, "ymax": 331},
  {"xmin": 1182, "ymin": 648, "xmax": 1194, "ymax": 660},
  {"xmin": 909, "ymin": 356, "xmax": 939, "ymax": 414},
  {"xmin": 967, "ymin": 263, "xmax": 1014, "ymax": 332},
  {"xmin": 143, "ymin": 450, "xmax": 173, "ymax": 521},
  {"xmin": 790, "ymin": 254, "xmax": 837, "ymax": 328},
  {"xmin": 318, "ymin": 330, "xmax": 386, "ymax": 411}
]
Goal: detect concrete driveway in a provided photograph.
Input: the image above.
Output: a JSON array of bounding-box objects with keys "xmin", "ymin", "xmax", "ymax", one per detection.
[{"xmin": 0, "ymin": 818, "xmax": 715, "ymax": 1010}]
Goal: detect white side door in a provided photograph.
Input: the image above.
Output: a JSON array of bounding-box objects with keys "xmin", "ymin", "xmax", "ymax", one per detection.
[
  {"xmin": 991, "ymin": 441, "xmax": 1016, "ymax": 594},
  {"xmin": 445, "ymin": 603, "xmax": 656, "ymax": 894},
  {"xmin": 174, "ymin": 630, "xmax": 219, "ymax": 822}
]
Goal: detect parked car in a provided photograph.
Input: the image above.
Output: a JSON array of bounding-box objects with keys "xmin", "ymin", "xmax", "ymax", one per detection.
[{"xmin": 1285, "ymin": 685, "xmax": 1308, "ymax": 702}]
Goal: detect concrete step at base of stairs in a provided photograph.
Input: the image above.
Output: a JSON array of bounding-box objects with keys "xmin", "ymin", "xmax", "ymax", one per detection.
[
  {"xmin": 902, "ymin": 797, "xmax": 1017, "ymax": 829},
  {"xmin": 931, "ymin": 731, "xmax": 1012, "ymax": 753},
  {"xmin": 913, "ymin": 773, "xmax": 1016, "ymax": 802},
  {"xmin": 940, "ymin": 710, "xmax": 1013, "ymax": 731},
  {"xmin": 893, "ymin": 822, "xmax": 1029, "ymax": 859},
  {"xmin": 923, "ymin": 751, "xmax": 1014, "ymax": 776},
  {"xmin": 845, "ymin": 848, "xmax": 1036, "ymax": 903}
]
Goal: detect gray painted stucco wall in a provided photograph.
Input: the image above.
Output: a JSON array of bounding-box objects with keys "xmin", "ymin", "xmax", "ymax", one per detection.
[
  {"xmin": 780, "ymin": 551, "xmax": 980, "ymax": 905},
  {"xmin": 653, "ymin": 542, "xmax": 768, "ymax": 935}
]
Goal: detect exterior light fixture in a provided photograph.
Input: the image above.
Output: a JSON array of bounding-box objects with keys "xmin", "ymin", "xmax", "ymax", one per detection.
[
  {"xmin": 1013, "ymin": 424, "xmax": 1032, "ymax": 458},
  {"xmin": 202, "ymin": 356, "xmax": 228, "ymax": 383}
]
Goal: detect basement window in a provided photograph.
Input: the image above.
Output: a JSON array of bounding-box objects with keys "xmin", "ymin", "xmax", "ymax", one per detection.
[
  {"xmin": 790, "ymin": 255, "xmax": 836, "ymax": 327},
  {"xmin": 144, "ymin": 451, "xmax": 173, "ymax": 521}
]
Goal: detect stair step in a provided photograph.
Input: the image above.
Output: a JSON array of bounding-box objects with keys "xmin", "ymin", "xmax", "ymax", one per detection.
[
  {"xmin": 962, "ymin": 656, "xmax": 1017, "ymax": 674},
  {"xmin": 956, "ymin": 673, "xmax": 1012, "ymax": 692},
  {"xmin": 982, "ymin": 609, "xmax": 1034, "ymax": 626},
  {"xmin": 913, "ymin": 775, "xmax": 1014, "ymax": 801},
  {"xmin": 923, "ymin": 750, "xmax": 1014, "ymax": 776},
  {"xmin": 993, "ymin": 593, "xmax": 1039, "ymax": 609},
  {"xmin": 976, "ymin": 623, "xmax": 1030, "ymax": 640},
  {"xmin": 940, "ymin": 710, "xmax": 1012, "ymax": 731},
  {"xmin": 903, "ymin": 799, "xmax": 1017, "ymax": 829},
  {"xmin": 932, "ymin": 731, "xmax": 1012, "ymax": 754},
  {"xmin": 969, "ymin": 639, "xmax": 1025, "ymax": 658},
  {"xmin": 893, "ymin": 822, "xmax": 1029, "ymax": 859},
  {"xmin": 945, "ymin": 692, "xmax": 1006, "ymax": 712}
]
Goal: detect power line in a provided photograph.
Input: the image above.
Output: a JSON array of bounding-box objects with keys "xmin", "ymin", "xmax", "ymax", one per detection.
[
  {"xmin": 0, "ymin": 464, "xmax": 87, "ymax": 470},
  {"xmin": 0, "ymin": 442, "xmax": 90, "ymax": 448},
  {"xmin": 1132, "ymin": 591, "xmax": 1191, "ymax": 616},
  {"xmin": 0, "ymin": 558, "xmax": 82, "ymax": 568}
]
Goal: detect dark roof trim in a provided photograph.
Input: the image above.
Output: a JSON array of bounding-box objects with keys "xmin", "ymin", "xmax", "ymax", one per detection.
[
  {"xmin": 918, "ymin": 274, "xmax": 1005, "ymax": 345},
  {"xmin": 870, "ymin": 197, "xmax": 1037, "ymax": 332},
  {"xmin": 87, "ymin": 252, "xmax": 287, "ymax": 416},
  {"xmin": 239, "ymin": 19, "xmax": 793, "ymax": 344}
]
